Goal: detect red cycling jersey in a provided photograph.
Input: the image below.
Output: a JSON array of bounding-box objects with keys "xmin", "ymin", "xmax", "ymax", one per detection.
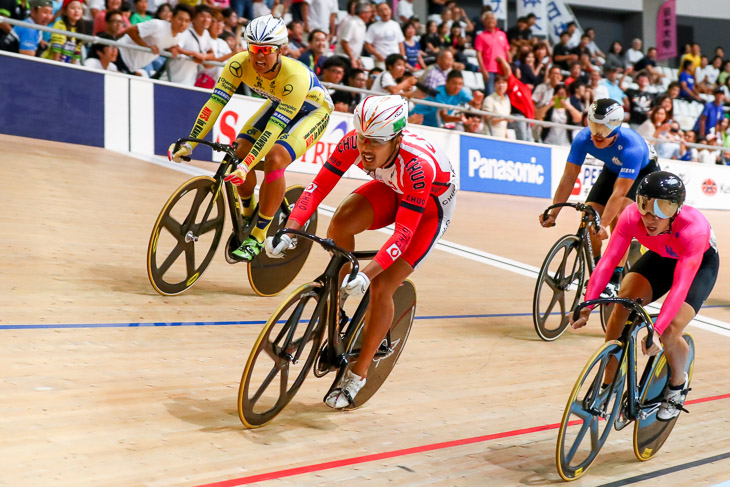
[
  {"xmin": 289, "ymin": 128, "xmax": 456, "ymax": 270},
  {"xmin": 585, "ymin": 204, "xmax": 715, "ymax": 334}
]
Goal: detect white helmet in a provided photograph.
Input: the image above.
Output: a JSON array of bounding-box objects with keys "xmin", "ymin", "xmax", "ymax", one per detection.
[
  {"xmin": 587, "ymin": 98, "xmax": 624, "ymax": 138},
  {"xmin": 244, "ymin": 15, "xmax": 288, "ymax": 46},
  {"xmin": 354, "ymin": 95, "xmax": 408, "ymax": 141}
]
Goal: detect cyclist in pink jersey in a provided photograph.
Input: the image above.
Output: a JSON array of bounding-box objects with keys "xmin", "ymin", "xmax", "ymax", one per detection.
[
  {"xmin": 572, "ymin": 171, "xmax": 719, "ymax": 420},
  {"xmin": 266, "ymin": 95, "xmax": 457, "ymax": 409}
]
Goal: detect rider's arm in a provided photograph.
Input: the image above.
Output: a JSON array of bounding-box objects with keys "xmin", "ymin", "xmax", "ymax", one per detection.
[
  {"xmin": 653, "ymin": 236, "xmax": 706, "ymax": 335},
  {"xmin": 599, "ymin": 176, "xmax": 634, "ymax": 230},
  {"xmin": 239, "ymin": 74, "xmax": 308, "ymax": 171},
  {"xmin": 601, "ymin": 141, "xmax": 646, "ymax": 228},
  {"xmin": 547, "ymin": 162, "xmax": 581, "ymax": 219},
  {"xmin": 584, "ymin": 210, "xmax": 634, "ymax": 302}
]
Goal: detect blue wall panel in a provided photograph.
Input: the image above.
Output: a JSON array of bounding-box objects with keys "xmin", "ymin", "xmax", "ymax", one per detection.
[
  {"xmin": 153, "ymin": 84, "xmax": 213, "ymax": 161},
  {"xmin": 0, "ymin": 55, "xmax": 104, "ymax": 147}
]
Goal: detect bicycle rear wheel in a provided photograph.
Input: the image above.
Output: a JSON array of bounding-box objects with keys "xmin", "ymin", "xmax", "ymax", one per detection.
[
  {"xmin": 238, "ymin": 282, "xmax": 325, "ymax": 428},
  {"xmin": 633, "ymin": 334, "xmax": 695, "ymax": 461},
  {"xmin": 533, "ymin": 235, "xmax": 586, "ymax": 341},
  {"xmin": 147, "ymin": 176, "xmax": 225, "ymax": 296},
  {"xmin": 248, "ymin": 185, "xmax": 319, "ymax": 297},
  {"xmin": 337, "ymin": 279, "xmax": 417, "ymax": 410},
  {"xmin": 556, "ymin": 340, "xmax": 626, "ymax": 481}
]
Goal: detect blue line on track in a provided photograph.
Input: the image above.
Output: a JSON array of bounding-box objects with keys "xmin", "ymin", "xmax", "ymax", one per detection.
[{"xmin": 0, "ymin": 312, "xmax": 532, "ymax": 330}]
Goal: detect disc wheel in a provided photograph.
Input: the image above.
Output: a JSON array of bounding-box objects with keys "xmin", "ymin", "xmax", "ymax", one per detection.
[
  {"xmin": 238, "ymin": 282, "xmax": 325, "ymax": 428},
  {"xmin": 556, "ymin": 341, "xmax": 626, "ymax": 481},
  {"xmin": 633, "ymin": 334, "xmax": 695, "ymax": 461},
  {"xmin": 147, "ymin": 176, "xmax": 225, "ymax": 296},
  {"xmin": 533, "ymin": 235, "xmax": 586, "ymax": 341},
  {"xmin": 248, "ymin": 185, "xmax": 319, "ymax": 297}
]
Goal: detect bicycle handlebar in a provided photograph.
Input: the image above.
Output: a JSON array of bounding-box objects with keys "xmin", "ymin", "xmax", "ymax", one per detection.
[
  {"xmin": 172, "ymin": 137, "xmax": 239, "ymax": 163},
  {"xmin": 275, "ymin": 228, "xmax": 360, "ymax": 282},
  {"xmin": 542, "ymin": 202, "xmax": 601, "ymax": 232},
  {"xmin": 572, "ymin": 298, "xmax": 655, "ymax": 349}
]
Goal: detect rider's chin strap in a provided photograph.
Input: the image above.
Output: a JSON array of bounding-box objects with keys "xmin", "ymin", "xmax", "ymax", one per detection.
[{"xmin": 264, "ymin": 53, "xmax": 282, "ymax": 74}]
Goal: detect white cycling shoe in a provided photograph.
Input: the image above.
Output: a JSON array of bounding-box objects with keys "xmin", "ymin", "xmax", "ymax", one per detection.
[
  {"xmin": 325, "ymin": 370, "xmax": 366, "ymax": 409},
  {"xmin": 657, "ymin": 372, "xmax": 690, "ymax": 421}
]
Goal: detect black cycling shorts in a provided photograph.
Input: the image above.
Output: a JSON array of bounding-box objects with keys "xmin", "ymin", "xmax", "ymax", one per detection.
[
  {"xmin": 586, "ymin": 158, "xmax": 660, "ymax": 206},
  {"xmin": 628, "ymin": 246, "xmax": 720, "ymax": 313}
]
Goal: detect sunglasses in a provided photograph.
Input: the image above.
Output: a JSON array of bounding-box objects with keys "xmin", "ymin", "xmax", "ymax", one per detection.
[
  {"xmin": 356, "ymin": 133, "xmax": 392, "ymax": 147},
  {"xmin": 248, "ymin": 44, "xmax": 278, "ymax": 55},
  {"xmin": 636, "ymin": 195, "xmax": 679, "ymax": 219}
]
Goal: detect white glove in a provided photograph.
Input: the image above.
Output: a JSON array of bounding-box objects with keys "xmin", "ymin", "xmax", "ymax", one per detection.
[
  {"xmin": 264, "ymin": 234, "xmax": 294, "ymax": 259},
  {"xmin": 341, "ymin": 272, "xmax": 370, "ymax": 298},
  {"xmin": 224, "ymin": 163, "xmax": 250, "ymax": 186},
  {"xmin": 168, "ymin": 142, "xmax": 192, "ymax": 163}
]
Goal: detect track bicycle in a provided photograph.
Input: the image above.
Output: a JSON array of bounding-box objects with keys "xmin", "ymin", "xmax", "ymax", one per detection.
[
  {"xmin": 238, "ymin": 228, "xmax": 417, "ymax": 428},
  {"xmin": 533, "ymin": 203, "xmax": 641, "ymax": 341},
  {"xmin": 146, "ymin": 138, "xmax": 318, "ymax": 297},
  {"xmin": 556, "ymin": 297, "xmax": 695, "ymax": 481}
]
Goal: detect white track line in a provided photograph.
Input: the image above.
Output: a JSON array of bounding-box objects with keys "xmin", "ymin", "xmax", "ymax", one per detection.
[{"xmin": 134, "ymin": 152, "xmax": 730, "ymax": 336}]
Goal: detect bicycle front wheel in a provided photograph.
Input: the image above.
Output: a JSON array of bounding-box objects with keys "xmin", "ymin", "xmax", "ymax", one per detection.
[
  {"xmin": 556, "ymin": 340, "xmax": 626, "ymax": 481},
  {"xmin": 238, "ymin": 282, "xmax": 325, "ymax": 428},
  {"xmin": 533, "ymin": 235, "xmax": 586, "ymax": 341},
  {"xmin": 147, "ymin": 176, "xmax": 225, "ymax": 296}
]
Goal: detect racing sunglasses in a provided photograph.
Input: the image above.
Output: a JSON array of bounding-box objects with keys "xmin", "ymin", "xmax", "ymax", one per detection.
[
  {"xmin": 636, "ymin": 195, "xmax": 679, "ymax": 219},
  {"xmin": 248, "ymin": 44, "xmax": 279, "ymax": 55},
  {"xmin": 356, "ymin": 133, "xmax": 393, "ymax": 147}
]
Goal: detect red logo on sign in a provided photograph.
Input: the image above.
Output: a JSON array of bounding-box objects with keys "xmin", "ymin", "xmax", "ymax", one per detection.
[
  {"xmin": 572, "ymin": 177, "xmax": 581, "ymax": 196},
  {"xmin": 702, "ymin": 179, "xmax": 717, "ymax": 196}
]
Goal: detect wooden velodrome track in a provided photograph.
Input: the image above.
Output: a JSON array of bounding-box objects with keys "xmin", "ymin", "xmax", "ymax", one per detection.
[{"xmin": 1, "ymin": 133, "xmax": 729, "ymax": 487}]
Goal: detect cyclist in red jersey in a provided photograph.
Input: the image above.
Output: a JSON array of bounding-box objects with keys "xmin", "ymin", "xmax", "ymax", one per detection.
[
  {"xmin": 572, "ymin": 171, "xmax": 719, "ymax": 420},
  {"xmin": 266, "ymin": 95, "xmax": 457, "ymax": 409}
]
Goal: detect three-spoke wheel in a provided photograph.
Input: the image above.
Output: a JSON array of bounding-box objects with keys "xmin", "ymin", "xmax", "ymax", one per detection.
[
  {"xmin": 147, "ymin": 176, "xmax": 225, "ymax": 296},
  {"xmin": 556, "ymin": 340, "xmax": 626, "ymax": 481}
]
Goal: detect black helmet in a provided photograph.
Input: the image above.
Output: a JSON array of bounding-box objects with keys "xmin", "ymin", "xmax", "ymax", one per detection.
[
  {"xmin": 588, "ymin": 99, "xmax": 624, "ymax": 138},
  {"xmin": 636, "ymin": 171, "xmax": 685, "ymax": 219}
]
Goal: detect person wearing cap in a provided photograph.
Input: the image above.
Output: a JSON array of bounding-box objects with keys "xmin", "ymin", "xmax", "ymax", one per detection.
[
  {"xmin": 540, "ymin": 98, "xmax": 661, "ymax": 293},
  {"xmin": 10, "ymin": 0, "xmax": 54, "ymax": 56},
  {"xmin": 42, "ymin": 0, "xmax": 83, "ymax": 63},
  {"xmin": 693, "ymin": 87, "xmax": 726, "ymax": 139},
  {"xmin": 266, "ymin": 95, "xmax": 457, "ymax": 409}
]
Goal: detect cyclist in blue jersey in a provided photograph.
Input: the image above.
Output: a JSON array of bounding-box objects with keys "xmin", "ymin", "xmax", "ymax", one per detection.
[{"xmin": 539, "ymin": 99, "xmax": 660, "ymax": 290}]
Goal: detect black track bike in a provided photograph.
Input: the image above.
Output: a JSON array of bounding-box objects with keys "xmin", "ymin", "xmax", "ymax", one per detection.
[
  {"xmin": 146, "ymin": 138, "xmax": 318, "ymax": 297},
  {"xmin": 238, "ymin": 229, "xmax": 417, "ymax": 428}
]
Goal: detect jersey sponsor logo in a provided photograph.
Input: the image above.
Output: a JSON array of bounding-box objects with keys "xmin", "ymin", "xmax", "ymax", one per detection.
[
  {"xmin": 220, "ymin": 78, "xmax": 236, "ymax": 92},
  {"xmin": 271, "ymin": 118, "xmax": 287, "ymax": 130},
  {"xmin": 213, "ymin": 88, "xmax": 231, "ymax": 103},
  {"xmin": 249, "ymin": 85, "xmax": 281, "ymax": 103},
  {"xmin": 404, "ymin": 157, "xmax": 426, "ymax": 190},
  {"xmin": 228, "ymin": 61, "xmax": 242, "ymax": 77},
  {"xmin": 612, "ymin": 156, "xmax": 623, "ymax": 166},
  {"xmin": 304, "ymin": 182, "xmax": 318, "ymax": 193},
  {"xmin": 273, "ymin": 111, "xmax": 291, "ymax": 125},
  {"xmin": 199, "ymin": 107, "xmax": 213, "ymax": 122},
  {"xmin": 467, "ymin": 150, "xmax": 544, "ymax": 184},
  {"xmin": 386, "ymin": 243, "xmax": 402, "ymax": 261},
  {"xmin": 405, "ymin": 194, "xmax": 425, "ymax": 206},
  {"xmin": 664, "ymin": 245, "xmax": 678, "ymax": 258},
  {"xmin": 283, "ymin": 83, "xmax": 294, "ymax": 96}
]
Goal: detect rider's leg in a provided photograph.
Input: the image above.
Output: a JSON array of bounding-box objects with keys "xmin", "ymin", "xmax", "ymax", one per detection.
[
  {"xmin": 234, "ymin": 138, "xmax": 257, "ymax": 220},
  {"xmin": 585, "ymin": 201, "xmax": 605, "ymax": 260},
  {"xmin": 250, "ymin": 144, "xmax": 293, "ymax": 243},
  {"xmin": 660, "ymin": 304, "xmax": 695, "ymax": 386},
  {"xmin": 351, "ymin": 259, "xmax": 414, "ymax": 378}
]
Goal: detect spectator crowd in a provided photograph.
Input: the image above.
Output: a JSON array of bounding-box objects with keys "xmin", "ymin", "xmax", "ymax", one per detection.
[{"xmin": 2, "ymin": 0, "xmax": 730, "ymax": 164}]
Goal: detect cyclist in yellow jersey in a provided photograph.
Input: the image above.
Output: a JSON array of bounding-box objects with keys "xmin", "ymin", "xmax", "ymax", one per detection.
[{"xmin": 168, "ymin": 14, "xmax": 333, "ymax": 260}]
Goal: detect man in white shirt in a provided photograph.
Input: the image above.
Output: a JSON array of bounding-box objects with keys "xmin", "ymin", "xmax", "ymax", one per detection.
[
  {"xmin": 308, "ymin": 0, "xmax": 338, "ymax": 41},
  {"xmin": 117, "ymin": 4, "xmax": 192, "ymax": 75},
  {"xmin": 483, "ymin": 75, "xmax": 511, "ymax": 137},
  {"xmin": 625, "ymin": 38, "xmax": 643, "ymax": 66},
  {"xmin": 334, "ymin": 2, "xmax": 372, "ymax": 69},
  {"xmin": 396, "ymin": 0, "xmax": 413, "ymax": 24},
  {"xmin": 364, "ymin": 2, "xmax": 405, "ymax": 69},
  {"xmin": 169, "ymin": 5, "xmax": 214, "ymax": 86}
]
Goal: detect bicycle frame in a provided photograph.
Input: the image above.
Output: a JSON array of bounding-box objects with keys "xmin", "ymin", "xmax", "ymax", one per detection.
[{"xmin": 544, "ymin": 202, "xmax": 601, "ymax": 287}]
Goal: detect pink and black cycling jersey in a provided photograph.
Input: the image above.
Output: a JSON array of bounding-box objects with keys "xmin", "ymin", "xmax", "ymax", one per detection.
[
  {"xmin": 289, "ymin": 128, "xmax": 456, "ymax": 270},
  {"xmin": 585, "ymin": 204, "xmax": 715, "ymax": 334}
]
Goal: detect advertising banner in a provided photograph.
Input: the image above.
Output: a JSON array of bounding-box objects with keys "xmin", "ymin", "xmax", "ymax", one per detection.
[
  {"xmin": 460, "ymin": 135, "xmax": 551, "ymax": 197},
  {"xmin": 656, "ymin": 0, "xmax": 677, "ymax": 61}
]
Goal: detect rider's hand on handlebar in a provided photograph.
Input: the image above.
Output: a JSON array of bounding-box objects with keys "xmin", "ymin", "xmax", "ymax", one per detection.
[
  {"xmin": 641, "ymin": 335, "xmax": 663, "ymax": 356},
  {"xmin": 341, "ymin": 272, "xmax": 370, "ymax": 299},
  {"xmin": 570, "ymin": 307, "xmax": 591, "ymax": 330},
  {"xmin": 539, "ymin": 212, "xmax": 557, "ymax": 227},
  {"xmin": 265, "ymin": 234, "xmax": 294, "ymax": 259},
  {"xmin": 596, "ymin": 225, "xmax": 609, "ymax": 240},
  {"xmin": 224, "ymin": 163, "xmax": 250, "ymax": 186},
  {"xmin": 168, "ymin": 142, "xmax": 192, "ymax": 163}
]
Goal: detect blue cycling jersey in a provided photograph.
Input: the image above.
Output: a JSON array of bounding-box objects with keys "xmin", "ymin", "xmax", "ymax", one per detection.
[{"xmin": 567, "ymin": 126, "xmax": 650, "ymax": 179}]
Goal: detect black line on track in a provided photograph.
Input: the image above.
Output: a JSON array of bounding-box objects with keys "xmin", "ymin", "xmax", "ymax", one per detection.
[{"xmin": 596, "ymin": 451, "xmax": 730, "ymax": 486}]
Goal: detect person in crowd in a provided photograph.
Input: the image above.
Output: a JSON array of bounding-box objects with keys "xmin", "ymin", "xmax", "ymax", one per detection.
[
  {"xmin": 420, "ymin": 20, "xmax": 442, "ymax": 64},
  {"xmin": 103, "ymin": 10, "xmax": 125, "ymax": 38},
  {"xmin": 285, "ymin": 20, "xmax": 305, "ymax": 58},
  {"xmin": 600, "ymin": 66, "xmax": 629, "ymax": 106},
  {"xmin": 397, "ymin": 0, "xmax": 413, "ymax": 24},
  {"xmin": 318, "ymin": 55, "xmax": 349, "ymax": 92},
  {"xmin": 604, "ymin": 40, "xmax": 626, "ymax": 73},
  {"xmin": 199, "ymin": 11, "xmax": 239, "ymax": 83},
  {"xmin": 717, "ymin": 60, "xmax": 730, "ymax": 88},
  {"xmin": 85, "ymin": 32, "xmax": 119, "ymax": 71},
  {"xmin": 697, "ymin": 55, "xmax": 722, "ymax": 94},
  {"xmin": 625, "ymin": 38, "xmax": 643, "ymax": 67},
  {"xmin": 308, "ymin": 0, "xmax": 337, "ymax": 42},
  {"xmin": 94, "ymin": 0, "xmax": 131, "ymax": 34},
  {"xmin": 130, "ymin": 0, "xmax": 152, "ymax": 24},
  {"xmin": 168, "ymin": 4, "xmax": 214, "ymax": 86},
  {"xmin": 656, "ymin": 120, "xmax": 684, "ymax": 159},
  {"xmin": 116, "ymin": 4, "xmax": 192, "ymax": 75},
  {"xmin": 410, "ymin": 70, "xmax": 471, "ymax": 128},
  {"xmin": 0, "ymin": 0, "xmax": 29, "ymax": 51},
  {"xmin": 697, "ymin": 133, "xmax": 721, "ymax": 164},
  {"xmin": 636, "ymin": 105, "xmax": 670, "ymax": 141},
  {"xmin": 678, "ymin": 58, "xmax": 703, "ymax": 103},
  {"xmin": 283, "ymin": 0, "xmax": 309, "ymax": 32},
  {"xmin": 626, "ymin": 71, "xmax": 654, "ymax": 128},
  {"xmin": 155, "ymin": 3, "xmax": 172, "ymax": 21},
  {"xmin": 564, "ymin": 20, "xmax": 580, "ymax": 49},
  {"xmin": 679, "ymin": 42, "xmax": 701, "ymax": 73},
  {"xmin": 483, "ymin": 75, "xmax": 510, "ymax": 138},
  {"xmin": 679, "ymin": 129, "xmax": 699, "ymax": 162},
  {"xmin": 534, "ymin": 66, "xmax": 563, "ymax": 120},
  {"xmin": 634, "ymin": 47, "xmax": 664, "ymax": 84},
  {"xmin": 568, "ymin": 80, "xmax": 588, "ymax": 114},
  {"xmin": 474, "ymin": 11, "xmax": 510, "ymax": 95},
  {"xmin": 564, "ymin": 61, "xmax": 587, "ymax": 86},
  {"xmin": 420, "ymin": 48, "xmax": 455, "ymax": 90},
  {"xmin": 584, "ymin": 27, "xmax": 606, "ymax": 65},
  {"xmin": 552, "ymin": 30, "xmax": 578, "ymax": 71},
  {"xmin": 371, "ymin": 53, "xmax": 418, "ymax": 97},
  {"xmin": 540, "ymin": 83, "xmax": 583, "ymax": 146},
  {"xmin": 403, "ymin": 21, "xmax": 426, "ymax": 71},
  {"xmin": 694, "ymin": 87, "xmax": 726, "ymax": 139},
  {"xmin": 506, "ymin": 16, "xmax": 531, "ymax": 47},
  {"xmin": 331, "ymin": 68, "xmax": 368, "ymax": 112},
  {"xmin": 9, "ymin": 0, "xmax": 54, "ymax": 56},
  {"xmin": 43, "ymin": 0, "xmax": 83, "ymax": 63},
  {"xmin": 298, "ymin": 28, "xmax": 329, "ymax": 76},
  {"xmin": 653, "ymin": 92, "xmax": 675, "ymax": 123},
  {"xmin": 335, "ymin": 1, "xmax": 371, "ymax": 70},
  {"xmin": 494, "ymin": 55, "xmax": 534, "ymax": 141},
  {"xmin": 364, "ymin": 2, "xmax": 405, "ymax": 70}
]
